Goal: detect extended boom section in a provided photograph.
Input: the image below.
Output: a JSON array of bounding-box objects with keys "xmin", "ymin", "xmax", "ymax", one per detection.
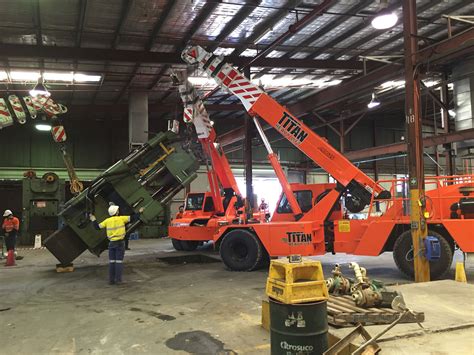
[{"xmin": 181, "ymin": 46, "xmax": 390, "ymax": 211}]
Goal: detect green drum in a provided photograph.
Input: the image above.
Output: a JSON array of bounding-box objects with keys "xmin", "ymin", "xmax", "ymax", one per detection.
[{"xmin": 270, "ymin": 299, "xmax": 328, "ymax": 355}]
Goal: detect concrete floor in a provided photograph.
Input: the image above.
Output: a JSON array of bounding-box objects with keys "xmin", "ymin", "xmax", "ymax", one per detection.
[{"xmin": 0, "ymin": 239, "xmax": 473, "ymax": 354}]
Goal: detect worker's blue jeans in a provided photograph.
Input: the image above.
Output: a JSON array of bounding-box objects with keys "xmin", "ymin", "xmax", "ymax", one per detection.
[{"xmin": 108, "ymin": 240, "xmax": 125, "ymax": 284}]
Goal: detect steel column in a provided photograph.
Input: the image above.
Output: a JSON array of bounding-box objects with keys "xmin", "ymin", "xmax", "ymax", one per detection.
[
  {"xmin": 403, "ymin": 0, "xmax": 430, "ymax": 282},
  {"xmin": 244, "ymin": 67, "xmax": 254, "ymax": 208}
]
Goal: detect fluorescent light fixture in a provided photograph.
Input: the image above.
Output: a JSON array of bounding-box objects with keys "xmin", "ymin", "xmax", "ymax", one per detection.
[
  {"xmin": 44, "ymin": 72, "xmax": 74, "ymax": 82},
  {"xmin": 10, "ymin": 71, "xmax": 40, "ymax": 81},
  {"xmin": 0, "ymin": 71, "xmax": 7, "ymax": 80},
  {"xmin": 448, "ymin": 109, "xmax": 456, "ymax": 117},
  {"xmin": 35, "ymin": 123, "xmax": 52, "ymax": 131},
  {"xmin": 380, "ymin": 80, "xmax": 405, "ymax": 90},
  {"xmin": 29, "ymin": 82, "xmax": 50, "ymax": 97},
  {"xmin": 367, "ymin": 92, "xmax": 381, "ymax": 109},
  {"xmin": 74, "ymin": 73, "xmax": 101, "ymax": 82},
  {"xmin": 371, "ymin": 11, "xmax": 398, "ymax": 30}
]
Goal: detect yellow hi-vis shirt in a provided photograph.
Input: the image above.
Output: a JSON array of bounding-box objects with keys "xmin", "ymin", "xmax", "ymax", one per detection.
[{"xmin": 98, "ymin": 216, "xmax": 131, "ymax": 241}]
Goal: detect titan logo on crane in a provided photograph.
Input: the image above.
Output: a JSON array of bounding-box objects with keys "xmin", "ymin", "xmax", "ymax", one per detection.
[
  {"xmin": 283, "ymin": 232, "xmax": 313, "ymax": 245},
  {"xmin": 276, "ymin": 112, "xmax": 309, "ymax": 145}
]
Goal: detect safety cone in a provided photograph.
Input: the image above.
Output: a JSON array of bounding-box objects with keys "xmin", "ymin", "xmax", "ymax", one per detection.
[
  {"xmin": 5, "ymin": 250, "xmax": 15, "ymax": 267},
  {"xmin": 455, "ymin": 262, "xmax": 467, "ymax": 283}
]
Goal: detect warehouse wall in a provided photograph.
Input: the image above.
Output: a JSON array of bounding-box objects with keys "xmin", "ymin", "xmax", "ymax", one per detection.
[{"xmin": 0, "ymin": 119, "xmax": 129, "ymax": 170}]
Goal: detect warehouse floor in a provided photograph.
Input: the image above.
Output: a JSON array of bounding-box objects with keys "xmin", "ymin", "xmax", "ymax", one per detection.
[{"xmin": 0, "ymin": 239, "xmax": 473, "ymax": 355}]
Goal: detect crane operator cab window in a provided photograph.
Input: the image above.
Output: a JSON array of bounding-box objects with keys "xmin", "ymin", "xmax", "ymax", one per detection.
[
  {"xmin": 185, "ymin": 193, "xmax": 205, "ymax": 211},
  {"xmin": 277, "ymin": 190, "xmax": 313, "ymax": 214}
]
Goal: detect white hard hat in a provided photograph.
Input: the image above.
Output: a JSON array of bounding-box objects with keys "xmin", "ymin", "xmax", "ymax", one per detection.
[
  {"xmin": 3, "ymin": 209, "xmax": 12, "ymax": 217},
  {"xmin": 108, "ymin": 205, "xmax": 119, "ymax": 216}
]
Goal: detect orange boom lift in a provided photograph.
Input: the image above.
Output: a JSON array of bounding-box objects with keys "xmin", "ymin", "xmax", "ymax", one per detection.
[{"xmin": 179, "ymin": 46, "xmax": 474, "ymax": 278}]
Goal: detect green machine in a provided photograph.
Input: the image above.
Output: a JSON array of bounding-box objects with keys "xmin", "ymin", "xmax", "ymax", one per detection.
[
  {"xmin": 21, "ymin": 172, "xmax": 66, "ymax": 245},
  {"xmin": 45, "ymin": 131, "xmax": 199, "ymax": 264}
]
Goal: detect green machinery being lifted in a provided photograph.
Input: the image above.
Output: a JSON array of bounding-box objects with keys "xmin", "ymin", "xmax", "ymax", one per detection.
[
  {"xmin": 21, "ymin": 171, "xmax": 65, "ymax": 245},
  {"xmin": 45, "ymin": 131, "xmax": 199, "ymax": 265}
]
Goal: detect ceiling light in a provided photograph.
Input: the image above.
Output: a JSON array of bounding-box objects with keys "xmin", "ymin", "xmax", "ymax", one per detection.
[
  {"xmin": 367, "ymin": 92, "xmax": 381, "ymax": 109},
  {"xmin": 371, "ymin": 11, "xmax": 398, "ymax": 30},
  {"xmin": 74, "ymin": 73, "xmax": 101, "ymax": 82},
  {"xmin": 35, "ymin": 123, "xmax": 52, "ymax": 131},
  {"xmin": 448, "ymin": 109, "xmax": 456, "ymax": 117},
  {"xmin": 44, "ymin": 72, "xmax": 74, "ymax": 82},
  {"xmin": 0, "ymin": 71, "xmax": 7, "ymax": 80},
  {"xmin": 10, "ymin": 71, "xmax": 40, "ymax": 81},
  {"xmin": 29, "ymin": 79, "xmax": 50, "ymax": 97}
]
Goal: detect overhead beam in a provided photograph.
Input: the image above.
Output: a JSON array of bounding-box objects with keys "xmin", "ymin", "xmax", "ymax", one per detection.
[
  {"xmin": 67, "ymin": 103, "xmax": 242, "ymax": 115},
  {"xmin": 345, "ymin": 128, "xmax": 474, "ymax": 160},
  {"xmin": 289, "ymin": 26, "xmax": 474, "ymax": 116},
  {"xmin": 0, "ymin": 43, "xmax": 372, "ymax": 71}
]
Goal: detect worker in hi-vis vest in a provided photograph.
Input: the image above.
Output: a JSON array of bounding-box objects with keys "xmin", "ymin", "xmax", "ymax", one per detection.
[{"xmin": 90, "ymin": 204, "xmax": 143, "ymax": 285}]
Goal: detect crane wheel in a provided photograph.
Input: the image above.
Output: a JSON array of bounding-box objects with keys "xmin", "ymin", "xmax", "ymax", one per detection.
[
  {"xmin": 344, "ymin": 194, "xmax": 365, "ymax": 213},
  {"xmin": 180, "ymin": 240, "xmax": 200, "ymax": 251},
  {"xmin": 171, "ymin": 239, "xmax": 184, "ymax": 251},
  {"xmin": 393, "ymin": 229, "xmax": 453, "ymax": 280},
  {"xmin": 220, "ymin": 229, "xmax": 263, "ymax": 271}
]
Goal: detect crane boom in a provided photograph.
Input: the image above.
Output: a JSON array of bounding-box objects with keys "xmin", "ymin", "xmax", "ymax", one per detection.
[
  {"xmin": 181, "ymin": 46, "xmax": 390, "ymax": 209},
  {"xmin": 178, "ymin": 79, "xmax": 241, "ymax": 213}
]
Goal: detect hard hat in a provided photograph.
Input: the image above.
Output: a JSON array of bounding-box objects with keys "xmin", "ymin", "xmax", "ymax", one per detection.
[
  {"xmin": 108, "ymin": 205, "xmax": 119, "ymax": 216},
  {"xmin": 3, "ymin": 209, "xmax": 12, "ymax": 217}
]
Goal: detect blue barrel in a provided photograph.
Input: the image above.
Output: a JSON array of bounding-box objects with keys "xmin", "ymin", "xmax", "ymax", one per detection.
[{"xmin": 270, "ymin": 299, "xmax": 328, "ymax": 355}]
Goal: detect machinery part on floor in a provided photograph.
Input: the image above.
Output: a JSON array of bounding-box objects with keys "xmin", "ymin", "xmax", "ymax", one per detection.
[
  {"xmin": 392, "ymin": 229, "xmax": 453, "ymax": 280},
  {"xmin": 455, "ymin": 262, "xmax": 467, "ymax": 283},
  {"xmin": 270, "ymin": 299, "xmax": 328, "ymax": 355},
  {"xmin": 323, "ymin": 324, "xmax": 380, "ymax": 355},
  {"xmin": 44, "ymin": 131, "xmax": 199, "ymax": 264},
  {"xmin": 352, "ymin": 288, "xmax": 401, "ymax": 309},
  {"xmin": 326, "ymin": 264, "xmax": 352, "ymax": 296},
  {"xmin": 348, "ymin": 262, "xmax": 400, "ymax": 308},
  {"xmin": 21, "ymin": 171, "xmax": 65, "ymax": 245}
]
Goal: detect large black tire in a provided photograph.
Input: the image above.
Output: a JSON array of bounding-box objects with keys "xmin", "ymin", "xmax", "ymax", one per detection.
[
  {"xmin": 180, "ymin": 240, "xmax": 200, "ymax": 251},
  {"xmin": 171, "ymin": 239, "xmax": 183, "ymax": 251},
  {"xmin": 393, "ymin": 230, "xmax": 453, "ymax": 280},
  {"xmin": 220, "ymin": 229, "xmax": 263, "ymax": 271}
]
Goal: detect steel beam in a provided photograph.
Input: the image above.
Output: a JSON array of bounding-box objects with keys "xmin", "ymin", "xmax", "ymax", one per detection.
[
  {"xmin": 345, "ymin": 128, "xmax": 474, "ymax": 160},
  {"xmin": 67, "ymin": 103, "xmax": 242, "ymax": 115},
  {"xmin": 404, "ymin": 0, "xmax": 430, "ymax": 282},
  {"xmin": 0, "ymin": 44, "xmax": 370, "ymax": 70}
]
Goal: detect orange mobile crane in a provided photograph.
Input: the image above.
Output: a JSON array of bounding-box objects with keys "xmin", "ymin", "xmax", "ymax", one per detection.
[{"xmin": 181, "ymin": 46, "xmax": 474, "ymax": 279}]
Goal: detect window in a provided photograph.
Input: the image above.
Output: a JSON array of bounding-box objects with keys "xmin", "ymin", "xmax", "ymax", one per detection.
[
  {"xmin": 203, "ymin": 197, "xmax": 215, "ymax": 212},
  {"xmin": 185, "ymin": 193, "xmax": 205, "ymax": 211},
  {"xmin": 277, "ymin": 190, "xmax": 313, "ymax": 214}
]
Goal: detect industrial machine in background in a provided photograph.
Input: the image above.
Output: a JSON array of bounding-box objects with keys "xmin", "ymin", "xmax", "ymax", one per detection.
[
  {"xmin": 0, "ymin": 93, "xmax": 83, "ymax": 194},
  {"xmin": 181, "ymin": 45, "xmax": 474, "ymax": 279},
  {"xmin": 44, "ymin": 130, "xmax": 199, "ymax": 265},
  {"xmin": 21, "ymin": 171, "xmax": 65, "ymax": 245}
]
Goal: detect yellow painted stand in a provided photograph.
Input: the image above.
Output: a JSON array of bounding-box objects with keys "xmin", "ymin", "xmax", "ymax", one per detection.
[
  {"xmin": 455, "ymin": 262, "xmax": 467, "ymax": 283},
  {"xmin": 265, "ymin": 258, "xmax": 328, "ymax": 304}
]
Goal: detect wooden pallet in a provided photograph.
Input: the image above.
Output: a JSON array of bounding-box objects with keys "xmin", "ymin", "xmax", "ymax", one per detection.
[{"xmin": 327, "ymin": 295, "xmax": 424, "ymax": 327}]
